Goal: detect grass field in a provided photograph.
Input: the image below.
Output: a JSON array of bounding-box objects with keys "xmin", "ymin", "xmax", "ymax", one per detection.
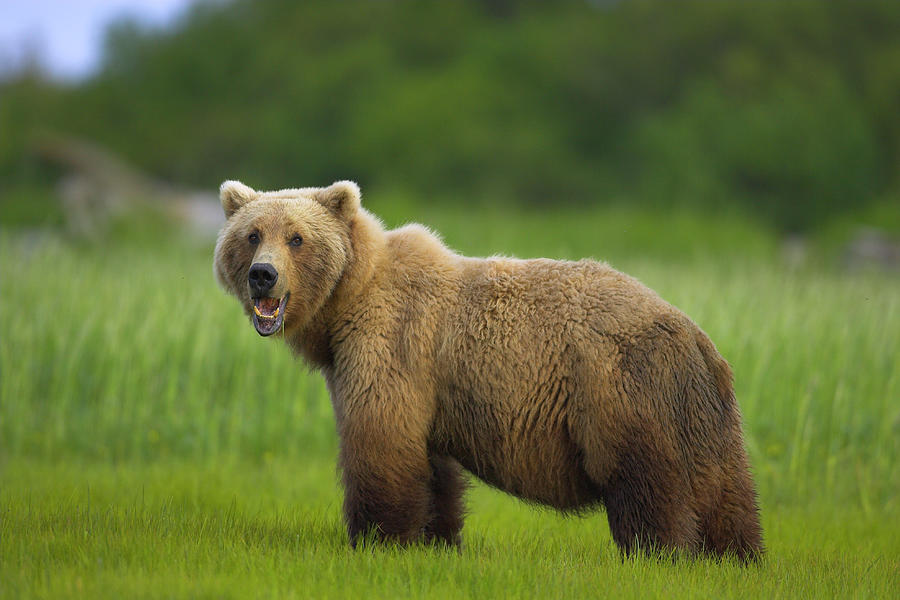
[{"xmin": 2, "ymin": 207, "xmax": 899, "ymax": 598}]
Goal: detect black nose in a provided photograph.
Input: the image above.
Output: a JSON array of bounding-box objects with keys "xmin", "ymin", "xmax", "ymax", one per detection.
[{"xmin": 248, "ymin": 263, "xmax": 278, "ymax": 296}]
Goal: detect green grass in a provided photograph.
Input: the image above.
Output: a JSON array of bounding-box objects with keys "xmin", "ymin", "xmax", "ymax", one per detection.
[
  {"xmin": 3, "ymin": 459, "xmax": 898, "ymax": 599},
  {"xmin": 1, "ymin": 208, "xmax": 899, "ymax": 598}
]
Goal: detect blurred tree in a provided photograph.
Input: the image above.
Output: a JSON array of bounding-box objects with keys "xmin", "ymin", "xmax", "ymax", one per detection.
[{"xmin": 1, "ymin": 0, "xmax": 899, "ymax": 232}]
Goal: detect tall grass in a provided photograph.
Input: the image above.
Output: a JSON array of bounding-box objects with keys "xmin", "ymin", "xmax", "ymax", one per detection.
[
  {"xmin": 1, "ymin": 210, "xmax": 899, "ymax": 598},
  {"xmin": 2, "ymin": 217, "xmax": 897, "ymax": 508}
]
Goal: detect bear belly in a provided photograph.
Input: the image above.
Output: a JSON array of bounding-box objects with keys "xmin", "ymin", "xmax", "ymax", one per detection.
[{"xmin": 432, "ymin": 392, "xmax": 598, "ymax": 511}]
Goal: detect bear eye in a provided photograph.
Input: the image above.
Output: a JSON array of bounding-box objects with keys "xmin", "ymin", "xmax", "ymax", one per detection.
[
  {"xmin": 289, "ymin": 235, "xmax": 303, "ymax": 247},
  {"xmin": 248, "ymin": 232, "xmax": 260, "ymax": 245}
]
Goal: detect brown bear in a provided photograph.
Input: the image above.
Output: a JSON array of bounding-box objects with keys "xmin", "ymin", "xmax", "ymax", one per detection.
[{"xmin": 214, "ymin": 180, "xmax": 763, "ymax": 560}]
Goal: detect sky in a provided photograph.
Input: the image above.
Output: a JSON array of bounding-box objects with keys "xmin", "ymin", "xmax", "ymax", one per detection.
[{"xmin": 0, "ymin": 0, "xmax": 196, "ymax": 79}]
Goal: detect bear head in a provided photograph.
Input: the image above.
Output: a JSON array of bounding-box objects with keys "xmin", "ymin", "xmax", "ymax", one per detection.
[{"xmin": 213, "ymin": 180, "xmax": 361, "ymax": 337}]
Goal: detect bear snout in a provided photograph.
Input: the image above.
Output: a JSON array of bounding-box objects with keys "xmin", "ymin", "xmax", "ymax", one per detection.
[{"xmin": 248, "ymin": 262, "xmax": 278, "ymax": 297}]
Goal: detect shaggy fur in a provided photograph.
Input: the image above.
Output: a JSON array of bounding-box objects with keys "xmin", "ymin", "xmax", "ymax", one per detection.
[{"xmin": 214, "ymin": 180, "xmax": 764, "ymax": 560}]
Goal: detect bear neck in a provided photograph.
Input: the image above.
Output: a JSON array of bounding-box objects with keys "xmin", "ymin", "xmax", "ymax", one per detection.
[{"xmin": 287, "ymin": 208, "xmax": 388, "ymax": 369}]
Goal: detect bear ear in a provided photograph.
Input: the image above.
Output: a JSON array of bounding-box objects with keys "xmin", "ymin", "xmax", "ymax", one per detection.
[
  {"xmin": 220, "ymin": 180, "xmax": 257, "ymax": 218},
  {"xmin": 315, "ymin": 180, "xmax": 361, "ymax": 220}
]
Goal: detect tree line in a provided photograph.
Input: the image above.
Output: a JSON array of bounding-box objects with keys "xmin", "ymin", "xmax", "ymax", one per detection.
[{"xmin": 2, "ymin": 0, "xmax": 899, "ymax": 232}]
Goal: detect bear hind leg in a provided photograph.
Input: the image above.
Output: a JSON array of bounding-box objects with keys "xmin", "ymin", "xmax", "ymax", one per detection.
[
  {"xmin": 699, "ymin": 453, "xmax": 764, "ymax": 561},
  {"xmin": 593, "ymin": 444, "xmax": 702, "ymax": 558}
]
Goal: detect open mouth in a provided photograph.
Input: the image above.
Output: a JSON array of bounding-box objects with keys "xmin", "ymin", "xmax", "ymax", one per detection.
[{"xmin": 251, "ymin": 293, "xmax": 289, "ymax": 336}]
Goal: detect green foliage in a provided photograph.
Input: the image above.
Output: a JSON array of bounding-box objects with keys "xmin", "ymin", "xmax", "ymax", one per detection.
[{"xmin": 2, "ymin": 0, "xmax": 900, "ymax": 232}]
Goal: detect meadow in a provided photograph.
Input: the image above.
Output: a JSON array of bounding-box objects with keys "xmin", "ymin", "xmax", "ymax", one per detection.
[{"xmin": 2, "ymin": 206, "xmax": 899, "ymax": 598}]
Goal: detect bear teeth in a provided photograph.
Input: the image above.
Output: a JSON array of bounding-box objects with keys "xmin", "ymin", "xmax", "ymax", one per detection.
[
  {"xmin": 253, "ymin": 305, "xmax": 279, "ymax": 319},
  {"xmin": 250, "ymin": 293, "xmax": 288, "ymax": 337},
  {"xmin": 254, "ymin": 297, "xmax": 282, "ymax": 318}
]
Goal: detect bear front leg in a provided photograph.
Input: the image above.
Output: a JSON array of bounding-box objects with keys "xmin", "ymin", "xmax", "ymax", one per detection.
[
  {"xmin": 424, "ymin": 454, "xmax": 465, "ymax": 547},
  {"xmin": 339, "ymin": 421, "xmax": 433, "ymax": 547}
]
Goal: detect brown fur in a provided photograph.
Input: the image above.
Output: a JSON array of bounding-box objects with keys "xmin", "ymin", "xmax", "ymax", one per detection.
[{"xmin": 214, "ymin": 180, "xmax": 764, "ymax": 560}]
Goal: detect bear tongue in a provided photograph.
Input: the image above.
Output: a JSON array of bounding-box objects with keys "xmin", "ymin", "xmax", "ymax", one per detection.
[{"xmin": 255, "ymin": 297, "xmax": 280, "ymax": 317}]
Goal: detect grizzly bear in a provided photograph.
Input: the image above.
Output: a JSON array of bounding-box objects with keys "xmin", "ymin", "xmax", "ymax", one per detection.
[{"xmin": 214, "ymin": 180, "xmax": 763, "ymax": 560}]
